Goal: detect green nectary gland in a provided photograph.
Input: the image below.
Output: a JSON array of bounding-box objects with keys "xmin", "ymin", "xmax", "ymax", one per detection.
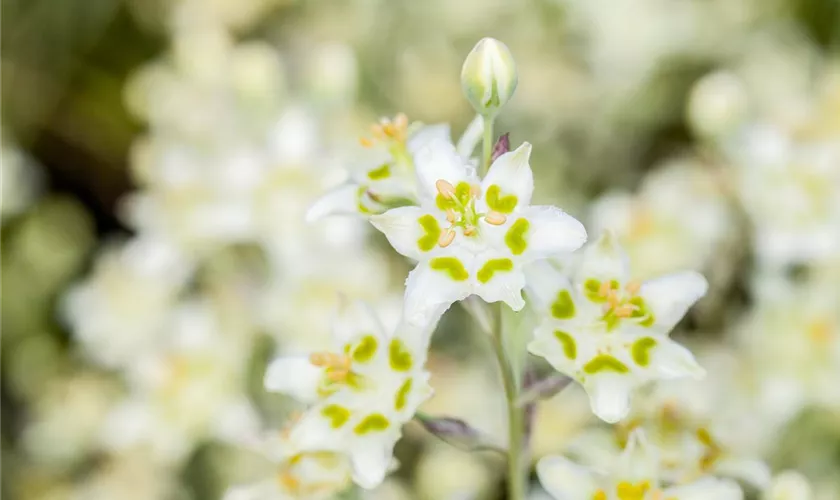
[
  {"xmin": 429, "ymin": 257, "xmax": 469, "ymax": 281},
  {"xmin": 583, "ymin": 354, "xmax": 629, "ymax": 374},
  {"xmin": 417, "ymin": 215, "xmax": 441, "ymax": 252},
  {"xmin": 476, "ymin": 258, "xmax": 514, "ymax": 283}
]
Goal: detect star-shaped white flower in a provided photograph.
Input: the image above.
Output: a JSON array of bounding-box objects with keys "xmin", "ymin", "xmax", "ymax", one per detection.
[
  {"xmin": 264, "ymin": 301, "xmax": 434, "ymax": 489},
  {"xmin": 307, "ymin": 114, "xmax": 454, "ymax": 219},
  {"xmin": 526, "ymin": 232, "xmax": 707, "ymax": 423},
  {"xmin": 370, "ymin": 139, "xmax": 587, "ymax": 324},
  {"xmin": 537, "ymin": 430, "xmax": 743, "ymax": 500},
  {"xmin": 224, "ymin": 429, "xmax": 353, "ymax": 500}
]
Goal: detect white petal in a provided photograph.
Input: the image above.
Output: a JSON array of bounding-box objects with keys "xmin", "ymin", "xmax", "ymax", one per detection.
[
  {"xmin": 408, "ymin": 123, "xmax": 452, "ymax": 153},
  {"xmin": 714, "ymin": 457, "xmax": 771, "ymax": 489},
  {"xmin": 349, "ymin": 441, "xmax": 395, "ymax": 489},
  {"xmin": 414, "ymin": 139, "xmax": 474, "ymax": 200},
  {"xmin": 523, "ymin": 260, "xmax": 573, "ymax": 310},
  {"xmin": 455, "ymin": 115, "xmax": 484, "ymax": 159},
  {"xmin": 764, "ymin": 470, "xmax": 812, "ymax": 500},
  {"xmin": 527, "ymin": 324, "xmax": 579, "ymax": 376},
  {"xmin": 332, "ymin": 299, "xmax": 387, "ymax": 346},
  {"xmin": 473, "ymin": 256, "xmax": 526, "ymax": 311},
  {"xmin": 574, "ymin": 231, "xmax": 630, "ymax": 286},
  {"xmin": 307, "ymin": 183, "xmax": 360, "ymax": 221},
  {"xmin": 264, "ymin": 356, "xmax": 322, "ymax": 403},
  {"xmin": 585, "ymin": 374, "xmax": 634, "ymax": 424},
  {"xmin": 536, "ymin": 455, "xmax": 601, "ymax": 500},
  {"xmin": 663, "ymin": 477, "xmax": 743, "ymax": 500},
  {"xmin": 403, "ymin": 261, "xmax": 470, "ymax": 326},
  {"xmin": 481, "ymin": 142, "xmax": 534, "ymax": 209},
  {"xmin": 519, "ymin": 206, "xmax": 588, "ymax": 260},
  {"xmin": 370, "ymin": 206, "xmax": 438, "ymax": 261},
  {"xmin": 289, "ymin": 406, "xmax": 347, "ymax": 451},
  {"xmin": 640, "ymin": 271, "xmax": 709, "ymax": 332},
  {"xmin": 614, "ymin": 429, "xmax": 658, "ymax": 483},
  {"xmin": 647, "ymin": 338, "xmax": 706, "ymax": 380}
]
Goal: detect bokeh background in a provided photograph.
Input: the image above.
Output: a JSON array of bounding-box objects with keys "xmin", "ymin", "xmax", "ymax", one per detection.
[{"xmin": 2, "ymin": 0, "xmax": 840, "ymax": 498}]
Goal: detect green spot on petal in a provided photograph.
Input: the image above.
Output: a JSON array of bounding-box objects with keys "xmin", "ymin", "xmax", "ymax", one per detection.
[
  {"xmin": 352, "ymin": 335, "xmax": 378, "ymax": 363},
  {"xmin": 504, "ymin": 218, "xmax": 529, "ymax": 255},
  {"xmin": 321, "ymin": 405, "xmax": 351, "ymax": 428},
  {"xmin": 430, "ymin": 257, "xmax": 469, "ymax": 281},
  {"xmin": 476, "ymin": 258, "xmax": 514, "ymax": 283},
  {"xmin": 553, "ymin": 330, "xmax": 577, "ymax": 360},
  {"xmin": 417, "ymin": 215, "xmax": 441, "ymax": 252},
  {"xmin": 631, "ymin": 337, "xmax": 657, "ymax": 366},
  {"xmin": 629, "ymin": 296, "xmax": 656, "ymax": 327},
  {"xmin": 551, "ymin": 290, "xmax": 576, "ymax": 319},
  {"xmin": 389, "ymin": 339, "xmax": 413, "ymax": 371},
  {"xmin": 394, "ymin": 378, "xmax": 413, "ymax": 411},
  {"xmin": 485, "ymin": 184, "xmax": 518, "ymax": 214},
  {"xmin": 367, "ymin": 163, "xmax": 391, "ymax": 180},
  {"xmin": 583, "ymin": 355, "xmax": 629, "ymax": 374},
  {"xmin": 353, "ymin": 413, "xmax": 390, "ymax": 435}
]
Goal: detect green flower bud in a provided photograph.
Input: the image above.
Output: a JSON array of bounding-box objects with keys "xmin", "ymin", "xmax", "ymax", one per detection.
[{"xmin": 460, "ymin": 38, "xmax": 518, "ymax": 117}]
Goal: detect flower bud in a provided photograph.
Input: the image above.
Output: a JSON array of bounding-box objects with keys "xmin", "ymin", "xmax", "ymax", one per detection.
[{"xmin": 461, "ymin": 38, "xmax": 517, "ymax": 117}]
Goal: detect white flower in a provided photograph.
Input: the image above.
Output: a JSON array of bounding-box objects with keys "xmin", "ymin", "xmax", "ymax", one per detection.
[
  {"xmin": 370, "ymin": 139, "xmax": 587, "ymax": 324},
  {"xmin": 526, "ymin": 232, "xmax": 707, "ymax": 423},
  {"xmin": 224, "ymin": 430, "xmax": 353, "ymax": 500},
  {"xmin": 307, "ymin": 115, "xmax": 453, "ymax": 219},
  {"xmin": 764, "ymin": 471, "xmax": 813, "ymax": 500},
  {"xmin": 537, "ymin": 430, "xmax": 743, "ymax": 500},
  {"xmin": 264, "ymin": 301, "xmax": 435, "ymax": 489}
]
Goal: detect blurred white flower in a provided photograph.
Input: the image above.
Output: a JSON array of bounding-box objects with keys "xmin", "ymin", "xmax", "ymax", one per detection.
[
  {"xmin": 371, "ymin": 140, "xmax": 586, "ymax": 324},
  {"xmin": 62, "ymin": 236, "xmax": 191, "ymax": 369},
  {"xmin": 765, "ymin": 471, "xmax": 813, "ymax": 500},
  {"xmin": 537, "ymin": 430, "xmax": 743, "ymax": 500},
  {"xmin": 264, "ymin": 301, "xmax": 435, "ymax": 489},
  {"xmin": 1, "ymin": 141, "xmax": 43, "ymax": 223},
  {"xmin": 526, "ymin": 232, "xmax": 707, "ymax": 423},
  {"xmin": 101, "ymin": 299, "xmax": 258, "ymax": 464}
]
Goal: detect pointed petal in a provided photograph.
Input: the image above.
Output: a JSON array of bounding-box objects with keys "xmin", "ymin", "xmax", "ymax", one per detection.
[
  {"xmin": 481, "ymin": 142, "xmax": 534, "ymax": 210},
  {"xmin": 523, "ymin": 260, "xmax": 573, "ymax": 312},
  {"xmin": 307, "ymin": 183, "xmax": 361, "ymax": 221},
  {"xmin": 349, "ymin": 441, "xmax": 395, "ymax": 489},
  {"xmin": 714, "ymin": 457, "xmax": 771, "ymax": 488},
  {"xmin": 647, "ymin": 338, "xmax": 706, "ymax": 380},
  {"xmin": 574, "ymin": 231, "xmax": 631, "ymax": 286},
  {"xmin": 403, "ymin": 259, "xmax": 471, "ymax": 326},
  {"xmin": 332, "ymin": 299, "xmax": 387, "ymax": 346},
  {"xmin": 473, "ymin": 255, "xmax": 526, "ymax": 311},
  {"xmin": 370, "ymin": 206, "xmax": 440, "ymax": 261},
  {"xmin": 640, "ymin": 271, "xmax": 709, "ymax": 332},
  {"xmin": 414, "ymin": 139, "xmax": 474, "ymax": 200},
  {"xmin": 536, "ymin": 455, "xmax": 601, "ymax": 500},
  {"xmin": 518, "ymin": 206, "xmax": 587, "ymax": 260},
  {"xmin": 663, "ymin": 478, "xmax": 743, "ymax": 500},
  {"xmin": 264, "ymin": 356, "xmax": 323, "ymax": 403},
  {"xmin": 585, "ymin": 374, "xmax": 634, "ymax": 424},
  {"xmin": 408, "ymin": 123, "xmax": 452, "ymax": 153}
]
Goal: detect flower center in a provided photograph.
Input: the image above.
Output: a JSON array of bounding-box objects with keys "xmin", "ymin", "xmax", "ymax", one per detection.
[
  {"xmin": 584, "ymin": 278, "xmax": 655, "ymax": 330},
  {"xmin": 434, "ymin": 179, "xmax": 506, "ymax": 247},
  {"xmin": 309, "ymin": 352, "xmax": 353, "ymax": 382},
  {"xmin": 360, "ymin": 113, "xmax": 409, "ymax": 151}
]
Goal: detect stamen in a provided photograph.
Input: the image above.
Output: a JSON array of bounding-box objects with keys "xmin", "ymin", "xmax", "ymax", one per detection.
[
  {"xmin": 436, "ymin": 179, "xmax": 456, "ymax": 199},
  {"xmin": 598, "ymin": 281, "xmax": 611, "ymax": 298},
  {"xmin": 446, "ymin": 209, "xmax": 457, "ymax": 223},
  {"xmin": 371, "ymin": 124, "xmax": 386, "ymax": 139},
  {"xmin": 470, "ymin": 184, "xmax": 481, "ymax": 198},
  {"xmin": 359, "ymin": 137, "xmax": 374, "ymax": 148},
  {"xmin": 438, "ymin": 229, "xmax": 456, "ymax": 247},
  {"xmin": 625, "ymin": 280, "xmax": 641, "ymax": 295},
  {"xmin": 327, "ymin": 369, "xmax": 349, "ymax": 382},
  {"xmin": 394, "ymin": 113, "xmax": 408, "ymax": 131},
  {"xmin": 463, "ymin": 225, "xmax": 476, "ymax": 236},
  {"xmin": 278, "ymin": 471, "xmax": 300, "ymax": 492},
  {"xmin": 309, "ymin": 352, "xmax": 351, "ymax": 371},
  {"xmin": 484, "ymin": 211, "xmax": 507, "ymax": 225},
  {"xmin": 614, "ymin": 304, "xmax": 637, "ymax": 318}
]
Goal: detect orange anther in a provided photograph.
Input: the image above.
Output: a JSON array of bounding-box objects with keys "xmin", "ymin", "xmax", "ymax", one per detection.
[
  {"xmin": 436, "ymin": 179, "xmax": 456, "ymax": 199},
  {"xmin": 484, "ymin": 211, "xmax": 507, "ymax": 225},
  {"xmin": 438, "ymin": 229, "xmax": 456, "ymax": 247}
]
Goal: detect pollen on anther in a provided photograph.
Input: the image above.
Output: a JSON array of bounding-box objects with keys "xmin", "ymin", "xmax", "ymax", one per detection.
[
  {"xmin": 439, "ymin": 229, "xmax": 456, "ymax": 247},
  {"xmin": 436, "ymin": 179, "xmax": 456, "ymax": 198},
  {"xmin": 446, "ymin": 209, "xmax": 457, "ymax": 223},
  {"xmin": 463, "ymin": 225, "xmax": 476, "ymax": 236},
  {"xmin": 485, "ymin": 211, "xmax": 507, "ymax": 225}
]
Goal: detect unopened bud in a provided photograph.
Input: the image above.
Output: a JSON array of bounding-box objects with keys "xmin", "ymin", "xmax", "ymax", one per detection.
[{"xmin": 461, "ymin": 38, "xmax": 517, "ymax": 117}]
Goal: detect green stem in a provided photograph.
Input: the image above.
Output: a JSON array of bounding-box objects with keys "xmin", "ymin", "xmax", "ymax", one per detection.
[
  {"xmin": 481, "ymin": 114, "xmax": 495, "ymax": 176},
  {"xmin": 489, "ymin": 303, "xmax": 525, "ymax": 500}
]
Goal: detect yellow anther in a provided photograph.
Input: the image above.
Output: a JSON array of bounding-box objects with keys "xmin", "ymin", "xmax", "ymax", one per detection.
[
  {"xmin": 470, "ymin": 184, "xmax": 482, "ymax": 198},
  {"xmin": 359, "ymin": 137, "xmax": 374, "ymax": 148},
  {"xmin": 598, "ymin": 280, "xmax": 612, "ymax": 298},
  {"xmin": 438, "ymin": 229, "xmax": 456, "ymax": 248},
  {"xmin": 463, "ymin": 225, "xmax": 476, "ymax": 236},
  {"xmin": 446, "ymin": 209, "xmax": 457, "ymax": 223},
  {"xmin": 327, "ymin": 369, "xmax": 350, "ymax": 382},
  {"xmin": 614, "ymin": 304, "xmax": 638, "ymax": 318},
  {"xmin": 436, "ymin": 179, "xmax": 456, "ymax": 199},
  {"xmin": 309, "ymin": 352, "xmax": 351, "ymax": 371},
  {"xmin": 277, "ymin": 470, "xmax": 300, "ymax": 492},
  {"xmin": 592, "ymin": 490, "xmax": 607, "ymax": 500},
  {"xmin": 625, "ymin": 280, "xmax": 641, "ymax": 295},
  {"xmin": 484, "ymin": 211, "xmax": 507, "ymax": 225}
]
